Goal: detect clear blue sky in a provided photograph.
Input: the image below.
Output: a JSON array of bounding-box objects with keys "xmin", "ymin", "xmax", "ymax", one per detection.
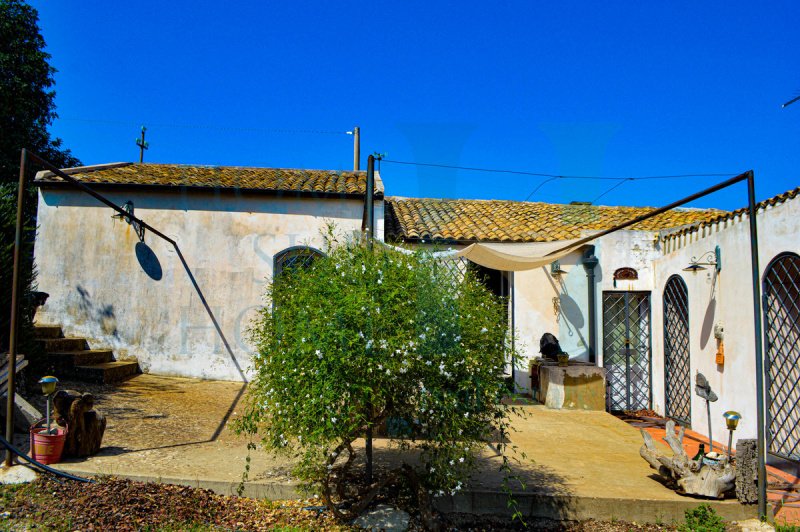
[{"xmin": 31, "ymin": 1, "xmax": 800, "ymax": 210}]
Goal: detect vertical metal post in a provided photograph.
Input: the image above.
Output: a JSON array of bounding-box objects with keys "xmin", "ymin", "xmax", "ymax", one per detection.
[
  {"xmin": 365, "ymin": 155, "xmax": 375, "ymax": 249},
  {"xmin": 353, "ymin": 126, "xmax": 361, "ymax": 171},
  {"xmin": 706, "ymin": 399, "xmax": 714, "ymax": 453},
  {"xmin": 5, "ymin": 149, "xmax": 27, "ymax": 467},
  {"xmin": 583, "ymin": 246, "xmax": 599, "ymax": 364},
  {"xmin": 746, "ymin": 170, "xmax": 767, "ymax": 518},
  {"xmin": 365, "ymin": 154, "xmax": 374, "ymax": 484}
]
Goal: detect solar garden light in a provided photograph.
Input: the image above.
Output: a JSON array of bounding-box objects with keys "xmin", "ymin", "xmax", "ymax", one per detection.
[
  {"xmin": 723, "ymin": 410, "xmax": 741, "ymax": 461},
  {"xmin": 38, "ymin": 376, "xmax": 59, "ymax": 434}
]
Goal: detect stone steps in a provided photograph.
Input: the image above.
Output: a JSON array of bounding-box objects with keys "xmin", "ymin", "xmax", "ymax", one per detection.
[
  {"xmin": 33, "ymin": 324, "xmax": 139, "ymax": 384},
  {"xmin": 75, "ymin": 361, "xmax": 140, "ymax": 384}
]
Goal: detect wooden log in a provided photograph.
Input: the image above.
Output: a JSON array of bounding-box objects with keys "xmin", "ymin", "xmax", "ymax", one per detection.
[
  {"xmin": 640, "ymin": 420, "xmax": 735, "ymax": 498},
  {"xmin": 53, "ymin": 389, "xmax": 106, "ymax": 458}
]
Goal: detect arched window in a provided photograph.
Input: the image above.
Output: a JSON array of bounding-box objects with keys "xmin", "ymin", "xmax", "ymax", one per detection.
[
  {"xmin": 273, "ymin": 246, "xmax": 325, "ymax": 278},
  {"xmin": 663, "ymin": 274, "xmax": 691, "ymax": 426},
  {"xmin": 762, "ymin": 252, "xmax": 800, "ymax": 461}
]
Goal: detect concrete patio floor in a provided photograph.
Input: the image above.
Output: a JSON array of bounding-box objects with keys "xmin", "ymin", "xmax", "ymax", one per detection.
[{"xmin": 30, "ymin": 374, "xmax": 759, "ymax": 524}]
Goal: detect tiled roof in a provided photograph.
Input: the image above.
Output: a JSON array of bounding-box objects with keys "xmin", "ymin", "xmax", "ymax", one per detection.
[
  {"xmin": 662, "ymin": 185, "xmax": 800, "ymax": 238},
  {"xmin": 385, "ymin": 197, "xmax": 727, "ymax": 243},
  {"xmin": 35, "ymin": 163, "xmax": 384, "ymax": 197}
]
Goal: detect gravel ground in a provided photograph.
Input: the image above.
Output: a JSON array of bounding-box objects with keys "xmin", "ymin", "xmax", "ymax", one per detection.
[{"xmin": 0, "ymin": 476, "xmax": 683, "ymax": 531}]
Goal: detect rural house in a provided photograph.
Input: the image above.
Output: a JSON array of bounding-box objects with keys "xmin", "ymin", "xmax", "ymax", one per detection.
[{"xmin": 32, "ymin": 162, "xmax": 800, "ymax": 465}]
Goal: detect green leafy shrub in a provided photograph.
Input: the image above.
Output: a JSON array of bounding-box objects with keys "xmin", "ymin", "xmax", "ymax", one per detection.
[
  {"xmin": 678, "ymin": 504, "xmax": 725, "ymax": 532},
  {"xmin": 235, "ymin": 233, "xmax": 519, "ymax": 525}
]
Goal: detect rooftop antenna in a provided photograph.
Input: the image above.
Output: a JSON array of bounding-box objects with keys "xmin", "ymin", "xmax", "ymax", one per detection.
[
  {"xmin": 782, "ymin": 94, "xmax": 800, "ymax": 108},
  {"xmin": 136, "ymin": 126, "xmax": 150, "ymax": 163}
]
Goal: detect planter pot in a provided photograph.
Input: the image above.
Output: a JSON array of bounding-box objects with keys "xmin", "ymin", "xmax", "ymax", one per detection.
[{"xmin": 29, "ymin": 423, "xmax": 67, "ymax": 465}]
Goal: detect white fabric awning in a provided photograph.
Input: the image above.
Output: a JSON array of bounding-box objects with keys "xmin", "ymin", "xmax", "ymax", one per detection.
[{"xmin": 455, "ymin": 239, "xmax": 583, "ymax": 271}]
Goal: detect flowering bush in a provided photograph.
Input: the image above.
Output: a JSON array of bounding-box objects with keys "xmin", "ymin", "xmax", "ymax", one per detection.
[{"xmin": 235, "ymin": 234, "xmax": 518, "ymax": 525}]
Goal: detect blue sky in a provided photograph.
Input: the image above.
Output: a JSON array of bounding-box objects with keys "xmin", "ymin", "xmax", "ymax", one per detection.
[{"xmin": 32, "ymin": 1, "xmax": 800, "ymax": 210}]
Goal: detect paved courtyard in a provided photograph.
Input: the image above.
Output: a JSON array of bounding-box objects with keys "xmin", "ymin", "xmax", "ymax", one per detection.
[{"xmin": 28, "ymin": 374, "xmax": 761, "ymax": 524}]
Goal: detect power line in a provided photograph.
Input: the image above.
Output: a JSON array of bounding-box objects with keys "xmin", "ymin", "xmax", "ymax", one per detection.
[
  {"xmin": 381, "ymin": 159, "xmax": 733, "ymax": 181},
  {"xmin": 59, "ymin": 117, "xmax": 350, "ymax": 136},
  {"xmin": 379, "ymin": 159, "xmax": 736, "ymax": 202},
  {"xmin": 592, "ymin": 179, "xmax": 631, "ymax": 204}
]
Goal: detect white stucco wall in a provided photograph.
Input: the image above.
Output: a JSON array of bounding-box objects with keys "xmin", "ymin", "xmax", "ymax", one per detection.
[
  {"xmin": 34, "ymin": 187, "xmax": 384, "ymax": 381},
  {"xmin": 650, "ymin": 197, "xmax": 800, "ymax": 443}
]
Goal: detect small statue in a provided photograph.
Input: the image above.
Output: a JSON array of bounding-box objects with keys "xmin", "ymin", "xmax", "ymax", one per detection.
[{"xmin": 53, "ymin": 389, "xmax": 107, "ymax": 458}]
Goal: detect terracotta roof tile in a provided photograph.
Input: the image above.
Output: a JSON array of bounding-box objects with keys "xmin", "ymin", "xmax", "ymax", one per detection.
[
  {"xmin": 385, "ymin": 197, "xmax": 727, "ymax": 243},
  {"xmin": 661, "ymin": 185, "xmax": 800, "ymax": 238},
  {"xmin": 35, "ymin": 163, "xmax": 384, "ymax": 197}
]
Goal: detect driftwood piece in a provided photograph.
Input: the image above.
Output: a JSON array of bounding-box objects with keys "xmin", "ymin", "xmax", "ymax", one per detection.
[
  {"xmin": 53, "ymin": 389, "xmax": 106, "ymax": 457},
  {"xmin": 640, "ymin": 420, "xmax": 735, "ymax": 498}
]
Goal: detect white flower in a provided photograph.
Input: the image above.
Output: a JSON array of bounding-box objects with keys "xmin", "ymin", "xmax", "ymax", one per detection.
[
  {"xmin": 302, "ymin": 337, "xmax": 307, "ymax": 343},
  {"xmin": 377, "ymin": 279, "xmax": 382, "ymax": 284},
  {"xmin": 366, "ymin": 339, "xmax": 374, "ymax": 349},
  {"xmin": 331, "ymin": 417, "xmax": 337, "ymax": 424},
  {"xmin": 459, "ymin": 457, "xmax": 464, "ymax": 463},
  {"xmin": 480, "ymin": 327, "xmax": 488, "ymax": 333},
  {"xmin": 449, "ymin": 460, "xmax": 455, "ymax": 466},
  {"xmin": 316, "ymin": 349, "xmax": 323, "ymax": 359}
]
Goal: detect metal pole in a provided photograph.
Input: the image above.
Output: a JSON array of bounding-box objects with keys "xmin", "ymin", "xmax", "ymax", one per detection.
[
  {"xmin": 582, "ymin": 246, "xmax": 599, "ymax": 364},
  {"xmin": 707, "ymin": 399, "xmax": 713, "ymax": 453},
  {"xmin": 547, "ymin": 172, "xmax": 751, "ymax": 257},
  {"xmin": 4, "ymin": 149, "xmax": 28, "ymax": 467},
  {"xmin": 746, "ymin": 170, "xmax": 767, "ymax": 518},
  {"xmin": 365, "ymin": 155, "xmax": 375, "ymax": 249},
  {"xmin": 365, "ymin": 154, "xmax": 375, "ymax": 484},
  {"xmin": 353, "ymin": 126, "xmax": 360, "ymax": 171}
]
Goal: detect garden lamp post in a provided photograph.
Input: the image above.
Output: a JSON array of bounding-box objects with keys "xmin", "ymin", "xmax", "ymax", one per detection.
[
  {"xmin": 38, "ymin": 376, "xmax": 58, "ymax": 434},
  {"xmin": 723, "ymin": 411, "xmax": 741, "ymax": 462}
]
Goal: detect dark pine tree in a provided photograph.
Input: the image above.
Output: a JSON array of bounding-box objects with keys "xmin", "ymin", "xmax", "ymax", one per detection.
[{"xmin": 0, "ymin": 0, "xmax": 80, "ymax": 351}]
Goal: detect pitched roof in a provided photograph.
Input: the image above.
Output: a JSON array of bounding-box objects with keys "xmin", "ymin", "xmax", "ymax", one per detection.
[
  {"xmin": 35, "ymin": 162, "xmax": 384, "ymax": 198},
  {"xmin": 661, "ymin": 185, "xmax": 800, "ymax": 239},
  {"xmin": 385, "ymin": 197, "xmax": 727, "ymax": 243}
]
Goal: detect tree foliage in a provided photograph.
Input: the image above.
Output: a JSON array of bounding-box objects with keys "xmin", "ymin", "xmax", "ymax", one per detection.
[
  {"xmin": 0, "ymin": 0, "xmax": 79, "ymax": 183},
  {"xmin": 235, "ymin": 234, "xmax": 518, "ymax": 526},
  {"xmin": 0, "ymin": 0, "xmax": 79, "ymax": 350}
]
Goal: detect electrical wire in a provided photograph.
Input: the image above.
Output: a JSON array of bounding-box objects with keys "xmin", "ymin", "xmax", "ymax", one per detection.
[
  {"xmin": 379, "ymin": 159, "xmax": 736, "ymax": 203},
  {"xmin": 591, "ymin": 179, "xmax": 632, "ymax": 204}
]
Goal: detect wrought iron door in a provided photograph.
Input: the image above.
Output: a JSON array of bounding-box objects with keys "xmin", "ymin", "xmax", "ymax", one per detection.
[
  {"xmin": 663, "ymin": 275, "xmax": 691, "ymax": 426},
  {"xmin": 763, "ymin": 252, "xmax": 800, "ymax": 462},
  {"xmin": 603, "ymin": 292, "xmax": 652, "ymax": 411}
]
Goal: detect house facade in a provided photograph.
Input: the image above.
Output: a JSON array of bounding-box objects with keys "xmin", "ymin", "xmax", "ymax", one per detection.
[
  {"xmin": 34, "ymin": 163, "xmax": 384, "ymax": 381},
  {"xmin": 33, "ymin": 162, "xmax": 800, "ymax": 461}
]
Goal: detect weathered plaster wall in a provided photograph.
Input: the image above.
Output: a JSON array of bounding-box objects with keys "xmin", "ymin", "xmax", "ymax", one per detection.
[
  {"xmin": 34, "ymin": 188, "xmax": 383, "ymax": 381},
  {"xmin": 650, "ymin": 198, "xmax": 800, "ymax": 442}
]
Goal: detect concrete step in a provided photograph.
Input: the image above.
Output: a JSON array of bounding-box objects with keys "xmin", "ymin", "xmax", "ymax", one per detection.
[
  {"xmin": 38, "ymin": 337, "xmax": 88, "ymax": 352},
  {"xmin": 75, "ymin": 360, "xmax": 140, "ymax": 384},
  {"xmin": 47, "ymin": 350, "xmax": 114, "ymax": 368},
  {"xmin": 33, "ymin": 325, "xmax": 63, "ymax": 339},
  {"xmin": 30, "ymin": 350, "xmax": 115, "ymax": 379}
]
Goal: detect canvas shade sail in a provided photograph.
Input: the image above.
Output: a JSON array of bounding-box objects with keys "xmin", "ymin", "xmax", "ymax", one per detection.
[{"xmin": 455, "ymin": 239, "xmax": 584, "ymax": 271}]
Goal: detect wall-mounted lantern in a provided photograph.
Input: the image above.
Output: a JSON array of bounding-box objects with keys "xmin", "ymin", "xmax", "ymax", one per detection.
[
  {"xmin": 683, "ymin": 245, "xmax": 722, "ymax": 273},
  {"xmin": 550, "ymin": 260, "xmax": 566, "ymax": 276}
]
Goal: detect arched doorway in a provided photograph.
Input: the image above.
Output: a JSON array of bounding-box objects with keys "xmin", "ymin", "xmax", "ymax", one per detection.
[
  {"xmin": 663, "ymin": 275, "xmax": 691, "ymax": 427},
  {"xmin": 763, "ymin": 252, "xmax": 800, "ymax": 462}
]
